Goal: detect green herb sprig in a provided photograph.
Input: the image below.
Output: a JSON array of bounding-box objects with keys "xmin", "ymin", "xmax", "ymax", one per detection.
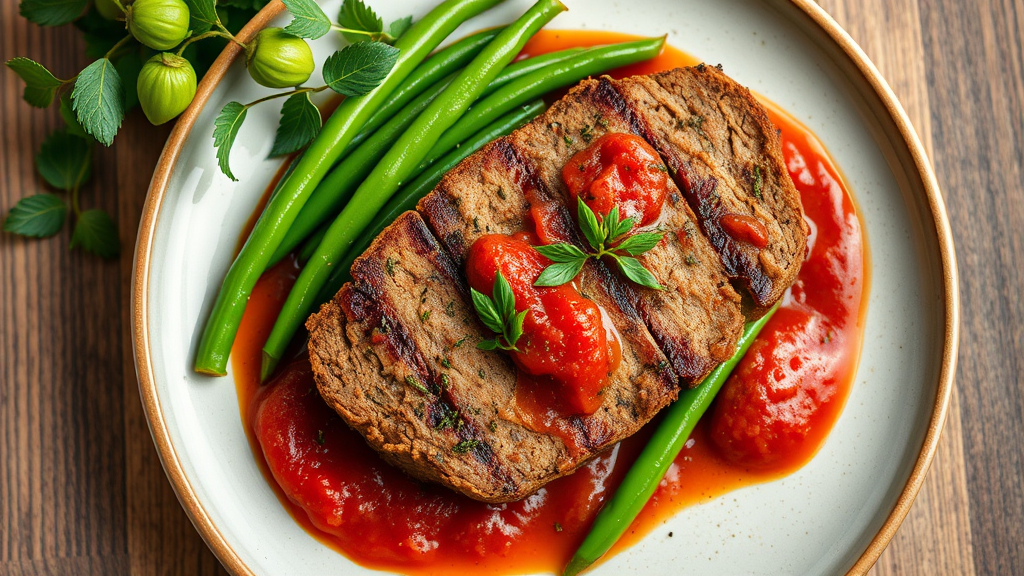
[
  {"xmin": 470, "ymin": 270, "xmax": 528, "ymax": 352},
  {"xmin": 534, "ymin": 198, "xmax": 665, "ymax": 290}
]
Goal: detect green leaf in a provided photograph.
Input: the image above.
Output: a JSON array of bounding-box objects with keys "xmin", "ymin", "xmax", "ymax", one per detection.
[
  {"xmin": 470, "ymin": 287, "xmax": 504, "ymax": 335},
  {"xmin": 269, "ymin": 92, "xmax": 321, "ymax": 157},
  {"xmin": 476, "ymin": 339, "xmax": 499, "ymax": 351},
  {"xmin": 609, "ymin": 213, "xmax": 635, "ymax": 240},
  {"xmin": 212, "ymin": 101, "xmax": 247, "ymax": 181},
  {"xmin": 614, "ymin": 255, "xmax": 663, "ymax": 290},
  {"xmin": 4, "ymin": 193, "xmax": 67, "ymax": 238},
  {"xmin": 185, "ymin": 0, "xmax": 219, "ymax": 34},
  {"xmin": 6, "ymin": 57, "xmax": 64, "ymax": 108},
  {"xmin": 507, "ymin": 309, "xmax": 527, "ymax": 348},
  {"xmin": 337, "ymin": 0, "xmax": 383, "ymax": 43},
  {"xmin": 19, "ymin": 0, "xmax": 88, "ymax": 26},
  {"xmin": 35, "ymin": 129, "xmax": 93, "ymax": 191},
  {"xmin": 60, "ymin": 93, "xmax": 89, "ymax": 138},
  {"xmin": 114, "ymin": 50, "xmax": 143, "ymax": 111},
  {"xmin": 534, "ymin": 242, "xmax": 587, "ymax": 263},
  {"xmin": 70, "ymin": 209, "xmax": 119, "ymax": 259},
  {"xmin": 614, "ymin": 231, "xmax": 664, "ymax": 256},
  {"xmin": 492, "ymin": 271, "xmax": 515, "ymax": 325},
  {"xmin": 387, "ymin": 16, "xmax": 413, "ymax": 40},
  {"xmin": 576, "ymin": 197, "xmax": 603, "ymax": 251},
  {"xmin": 322, "ymin": 42, "xmax": 400, "ymax": 97},
  {"xmin": 71, "ymin": 58, "xmax": 124, "ymax": 146},
  {"xmin": 534, "ymin": 259, "xmax": 586, "ymax": 287},
  {"xmin": 282, "ymin": 0, "xmax": 331, "ymax": 40}
]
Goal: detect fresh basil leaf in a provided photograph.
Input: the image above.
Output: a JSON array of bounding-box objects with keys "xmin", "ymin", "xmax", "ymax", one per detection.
[
  {"xmin": 470, "ymin": 287, "xmax": 504, "ymax": 335},
  {"xmin": 71, "ymin": 58, "xmax": 124, "ymax": 146},
  {"xmin": 534, "ymin": 259, "xmax": 585, "ymax": 287},
  {"xmin": 610, "ymin": 214, "xmax": 635, "ymax": 240},
  {"xmin": 614, "ymin": 231, "xmax": 663, "ymax": 256},
  {"xmin": 322, "ymin": 42, "xmax": 400, "ymax": 97},
  {"xmin": 507, "ymin": 309, "xmax": 527, "ymax": 348},
  {"xmin": 70, "ymin": 209, "xmax": 119, "ymax": 259},
  {"xmin": 576, "ymin": 197, "xmax": 603, "ymax": 251},
  {"xmin": 614, "ymin": 255, "xmax": 663, "ymax": 290},
  {"xmin": 337, "ymin": 0, "xmax": 383, "ymax": 43},
  {"xmin": 282, "ymin": 0, "xmax": 331, "ymax": 40},
  {"xmin": 270, "ymin": 92, "xmax": 321, "ymax": 157},
  {"xmin": 60, "ymin": 93, "xmax": 89, "ymax": 138},
  {"xmin": 185, "ymin": 0, "xmax": 219, "ymax": 34},
  {"xmin": 212, "ymin": 101, "xmax": 247, "ymax": 181},
  {"xmin": 476, "ymin": 339, "xmax": 499, "ymax": 351},
  {"xmin": 4, "ymin": 193, "xmax": 67, "ymax": 238},
  {"xmin": 19, "ymin": 0, "xmax": 88, "ymax": 26},
  {"xmin": 387, "ymin": 16, "xmax": 413, "ymax": 40},
  {"xmin": 35, "ymin": 129, "xmax": 93, "ymax": 191},
  {"xmin": 492, "ymin": 271, "xmax": 516, "ymax": 324},
  {"xmin": 534, "ymin": 242, "xmax": 587, "ymax": 263},
  {"xmin": 6, "ymin": 57, "xmax": 64, "ymax": 108}
]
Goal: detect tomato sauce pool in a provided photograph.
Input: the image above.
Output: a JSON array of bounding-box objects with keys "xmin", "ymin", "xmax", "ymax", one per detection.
[{"xmin": 231, "ymin": 30, "xmax": 868, "ymax": 575}]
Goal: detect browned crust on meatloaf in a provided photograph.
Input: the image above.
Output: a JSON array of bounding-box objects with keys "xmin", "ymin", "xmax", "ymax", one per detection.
[
  {"xmin": 503, "ymin": 76, "xmax": 745, "ymax": 384},
  {"xmin": 610, "ymin": 65, "xmax": 807, "ymax": 316}
]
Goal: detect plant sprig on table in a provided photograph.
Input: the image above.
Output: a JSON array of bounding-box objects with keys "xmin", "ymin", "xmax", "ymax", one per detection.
[
  {"xmin": 534, "ymin": 197, "xmax": 665, "ymax": 290},
  {"xmin": 471, "ymin": 270, "xmax": 528, "ymax": 352},
  {"xmin": 4, "ymin": 0, "xmax": 410, "ymax": 254}
]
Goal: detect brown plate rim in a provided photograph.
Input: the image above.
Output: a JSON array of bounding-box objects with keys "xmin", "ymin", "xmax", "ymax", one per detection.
[{"xmin": 129, "ymin": 1, "xmax": 960, "ymax": 574}]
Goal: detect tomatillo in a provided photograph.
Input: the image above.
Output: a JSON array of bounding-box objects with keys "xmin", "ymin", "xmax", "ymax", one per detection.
[
  {"xmin": 246, "ymin": 28, "xmax": 315, "ymax": 89},
  {"xmin": 137, "ymin": 53, "xmax": 197, "ymax": 125},
  {"xmin": 127, "ymin": 0, "xmax": 190, "ymax": 51}
]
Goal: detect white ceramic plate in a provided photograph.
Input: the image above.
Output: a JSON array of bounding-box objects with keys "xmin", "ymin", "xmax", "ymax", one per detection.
[{"xmin": 131, "ymin": 0, "xmax": 958, "ymax": 574}]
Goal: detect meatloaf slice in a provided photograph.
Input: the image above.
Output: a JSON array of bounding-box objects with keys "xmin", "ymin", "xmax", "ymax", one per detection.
[
  {"xmin": 307, "ymin": 211, "xmax": 674, "ymax": 503},
  {"xmin": 504, "ymin": 77, "xmax": 745, "ymax": 384},
  {"xmin": 610, "ymin": 66, "xmax": 807, "ymax": 316}
]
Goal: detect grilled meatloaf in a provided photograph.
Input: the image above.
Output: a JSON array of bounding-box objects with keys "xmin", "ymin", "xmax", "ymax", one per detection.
[{"xmin": 307, "ymin": 65, "xmax": 806, "ymax": 503}]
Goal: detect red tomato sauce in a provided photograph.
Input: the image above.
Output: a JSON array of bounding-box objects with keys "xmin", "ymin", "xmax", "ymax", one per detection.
[{"xmin": 231, "ymin": 30, "xmax": 868, "ymax": 575}]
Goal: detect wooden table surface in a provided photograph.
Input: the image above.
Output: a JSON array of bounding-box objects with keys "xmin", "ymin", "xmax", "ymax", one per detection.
[{"xmin": 2, "ymin": 0, "xmax": 1021, "ymax": 574}]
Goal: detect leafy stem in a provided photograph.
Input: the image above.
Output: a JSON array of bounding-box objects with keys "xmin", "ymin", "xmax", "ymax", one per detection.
[
  {"xmin": 244, "ymin": 85, "xmax": 328, "ymax": 109},
  {"xmin": 330, "ymin": 25, "xmax": 396, "ymax": 43},
  {"xmin": 103, "ymin": 35, "xmax": 134, "ymax": 61},
  {"xmin": 176, "ymin": 30, "xmax": 238, "ymax": 56},
  {"xmin": 471, "ymin": 270, "xmax": 528, "ymax": 353},
  {"xmin": 534, "ymin": 198, "xmax": 666, "ymax": 290}
]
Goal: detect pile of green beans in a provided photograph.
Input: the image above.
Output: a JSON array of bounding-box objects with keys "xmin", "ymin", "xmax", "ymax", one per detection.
[
  {"xmin": 269, "ymin": 46, "xmax": 586, "ymax": 265},
  {"xmin": 193, "ymin": 0, "xmax": 508, "ymax": 376},
  {"xmin": 562, "ymin": 305, "xmax": 780, "ymax": 576},
  {"xmin": 259, "ymin": 0, "xmax": 568, "ymax": 379},
  {"xmin": 314, "ymin": 100, "xmax": 547, "ymax": 305}
]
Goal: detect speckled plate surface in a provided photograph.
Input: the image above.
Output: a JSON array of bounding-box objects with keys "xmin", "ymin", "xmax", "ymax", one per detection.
[{"xmin": 131, "ymin": 0, "xmax": 958, "ymax": 574}]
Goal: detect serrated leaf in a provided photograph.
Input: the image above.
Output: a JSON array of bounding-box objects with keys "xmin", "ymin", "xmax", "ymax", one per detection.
[
  {"xmin": 70, "ymin": 209, "xmax": 119, "ymax": 259},
  {"xmin": 614, "ymin": 231, "xmax": 663, "ymax": 256},
  {"xmin": 534, "ymin": 242, "xmax": 587, "ymax": 263},
  {"xmin": 60, "ymin": 93, "xmax": 89, "ymax": 137},
  {"xmin": 4, "ymin": 193, "xmax": 67, "ymax": 238},
  {"xmin": 71, "ymin": 58, "xmax": 124, "ymax": 146},
  {"xmin": 6, "ymin": 57, "xmax": 64, "ymax": 108},
  {"xmin": 492, "ymin": 271, "xmax": 515, "ymax": 325},
  {"xmin": 35, "ymin": 129, "xmax": 93, "ymax": 191},
  {"xmin": 534, "ymin": 259, "xmax": 586, "ymax": 287},
  {"xmin": 19, "ymin": 0, "xmax": 89, "ymax": 26},
  {"xmin": 114, "ymin": 50, "xmax": 143, "ymax": 111},
  {"xmin": 269, "ymin": 92, "xmax": 321, "ymax": 157},
  {"xmin": 614, "ymin": 255, "xmax": 663, "ymax": 290},
  {"xmin": 322, "ymin": 42, "xmax": 400, "ymax": 97},
  {"xmin": 470, "ymin": 288, "xmax": 504, "ymax": 335},
  {"xmin": 387, "ymin": 16, "xmax": 412, "ymax": 40},
  {"xmin": 212, "ymin": 101, "xmax": 247, "ymax": 181},
  {"xmin": 577, "ymin": 197, "xmax": 603, "ymax": 251},
  {"xmin": 282, "ymin": 0, "xmax": 331, "ymax": 39},
  {"xmin": 185, "ymin": 0, "xmax": 219, "ymax": 34},
  {"xmin": 337, "ymin": 0, "xmax": 383, "ymax": 43}
]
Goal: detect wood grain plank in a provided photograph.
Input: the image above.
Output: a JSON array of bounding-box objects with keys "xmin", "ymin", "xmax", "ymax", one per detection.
[
  {"xmin": 918, "ymin": 0, "xmax": 1024, "ymax": 574},
  {"xmin": 817, "ymin": 1, "xmax": 978, "ymax": 574}
]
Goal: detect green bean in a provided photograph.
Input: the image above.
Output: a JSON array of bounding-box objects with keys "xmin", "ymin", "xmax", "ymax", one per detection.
[
  {"xmin": 314, "ymin": 100, "xmax": 547, "ymax": 306},
  {"xmin": 260, "ymin": 0, "xmax": 568, "ymax": 380},
  {"xmin": 562, "ymin": 304, "xmax": 780, "ymax": 576},
  {"xmin": 269, "ymin": 46, "xmax": 586, "ymax": 266},
  {"xmin": 297, "ymin": 222, "xmax": 328, "ymax": 265},
  {"xmin": 428, "ymin": 36, "xmax": 665, "ymax": 160},
  {"xmin": 193, "ymin": 0, "xmax": 506, "ymax": 376}
]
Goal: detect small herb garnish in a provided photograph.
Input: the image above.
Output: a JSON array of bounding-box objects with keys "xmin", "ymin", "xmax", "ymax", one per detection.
[
  {"xmin": 471, "ymin": 270, "xmax": 528, "ymax": 352},
  {"xmin": 534, "ymin": 198, "xmax": 665, "ymax": 290},
  {"xmin": 441, "ymin": 357, "xmax": 452, "ymax": 369},
  {"xmin": 489, "ymin": 420, "xmax": 498, "ymax": 433},
  {"xmin": 385, "ymin": 257, "xmax": 397, "ymax": 276},
  {"xmin": 563, "ymin": 135, "xmax": 574, "ymax": 146},
  {"xmin": 452, "ymin": 439, "xmax": 481, "ymax": 454},
  {"xmin": 478, "ymin": 368, "xmax": 486, "ymax": 379},
  {"xmin": 420, "ymin": 310, "xmax": 431, "ymax": 322},
  {"xmin": 684, "ymin": 254, "xmax": 698, "ymax": 266},
  {"xmin": 651, "ymin": 163, "xmax": 668, "ymax": 173},
  {"xmin": 315, "ymin": 429, "xmax": 325, "ymax": 446},
  {"xmin": 435, "ymin": 408, "xmax": 460, "ymax": 431},
  {"xmin": 453, "ymin": 335, "xmax": 469, "ymax": 348},
  {"xmin": 554, "ymin": 522, "xmax": 563, "ymax": 532},
  {"xmin": 405, "ymin": 375, "xmax": 429, "ymax": 395},
  {"xmin": 753, "ymin": 165, "xmax": 763, "ymax": 199},
  {"xmin": 580, "ymin": 124, "xmax": 593, "ymax": 143}
]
